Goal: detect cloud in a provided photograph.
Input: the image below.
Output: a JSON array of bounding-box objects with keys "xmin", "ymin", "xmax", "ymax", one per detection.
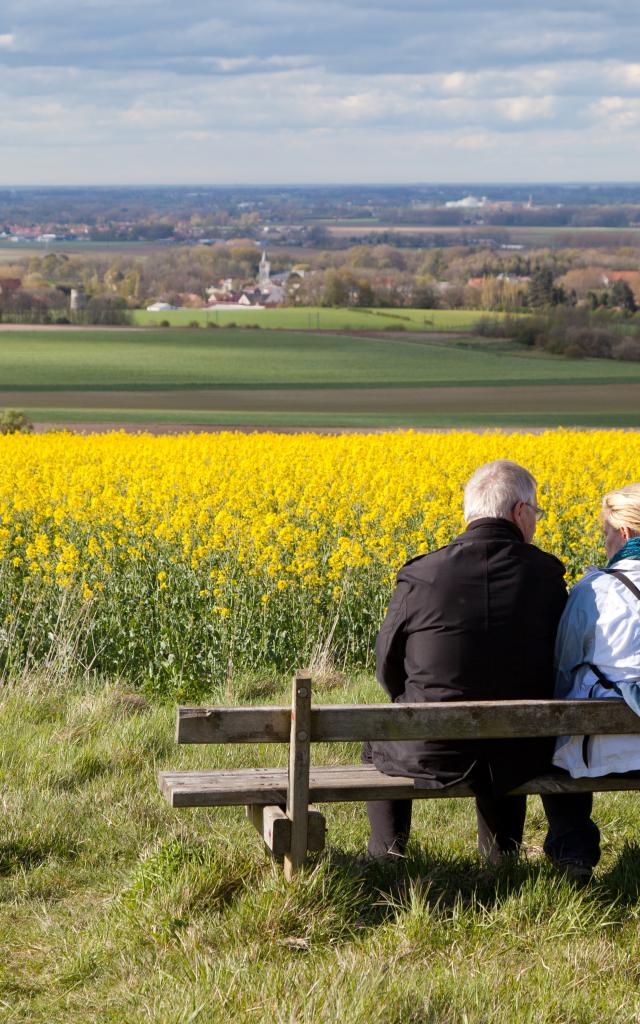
[
  {"xmin": 1, "ymin": 1, "xmax": 640, "ymax": 181},
  {"xmin": 588, "ymin": 96, "xmax": 640, "ymax": 131},
  {"xmin": 500, "ymin": 95, "xmax": 556, "ymax": 123}
]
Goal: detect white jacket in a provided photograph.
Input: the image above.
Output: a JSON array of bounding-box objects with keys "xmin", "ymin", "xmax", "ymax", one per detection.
[{"xmin": 552, "ymin": 558, "xmax": 640, "ymax": 778}]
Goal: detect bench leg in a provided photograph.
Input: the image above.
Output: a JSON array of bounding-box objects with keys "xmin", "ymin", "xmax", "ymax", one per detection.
[
  {"xmin": 284, "ymin": 673, "xmax": 312, "ymax": 880},
  {"xmin": 246, "ymin": 804, "xmax": 326, "ymax": 863}
]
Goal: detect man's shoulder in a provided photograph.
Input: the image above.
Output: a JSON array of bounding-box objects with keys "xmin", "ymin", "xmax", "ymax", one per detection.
[
  {"xmin": 527, "ymin": 545, "xmax": 566, "ymax": 574},
  {"xmin": 398, "ymin": 538, "xmax": 565, "ymax": 582},
  {"xmin": 399, "ymin": 545, "xmax": 450, "ymax": 575}
]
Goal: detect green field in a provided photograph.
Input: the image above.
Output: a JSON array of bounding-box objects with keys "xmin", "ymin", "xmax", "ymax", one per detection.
[
  {"xmin": 131, "ymin": 306, "xmax": 506, "ymax": 332},
  {"xmin": 4, "ymin": 673, "xmax": 640, "ymax": 1023},
  {"xmin": 1, "ymin": 326, "xmax": 639, "ymax": 427},
  {"xmin": 327, "ymin": 224, "xmax": 640, "ymax": 247},
  {"xmin": 1, "ymin": 328, "xmax": 639, "ymax": 391}
]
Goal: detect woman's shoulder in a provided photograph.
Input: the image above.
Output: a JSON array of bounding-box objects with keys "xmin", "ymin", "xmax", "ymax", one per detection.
[
  {"xmin": 570, "ymin": 565, "xmax": 607, "ymax": 594},
  {"xmin": 568, "ymin": 561, "xmax": 640, "ymax": 620},
  {"xmin": 573, "ymin": 560, "xmax": 640, "ymax": 592},
  {"xmin": 565, "ymin": 566, "xmax": 615, "ymax": 613}
]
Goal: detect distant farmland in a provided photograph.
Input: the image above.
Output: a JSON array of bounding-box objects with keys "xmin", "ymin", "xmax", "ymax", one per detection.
[
  {"xmin": 0, "ymin": 326, "xmax": 638, "ymax": 428},
  {"xmin": 131, "ymin": 307, "xmax": 504, "ymax": 332},
  {"xmin": 326, "ymin": 224, "xmax": 640, "ymax": 247}
]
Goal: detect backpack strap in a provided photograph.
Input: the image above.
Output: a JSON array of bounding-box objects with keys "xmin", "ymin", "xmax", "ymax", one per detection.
[
  {"xmin": 573, "ymin": 661, "xmax": 618, "ymax": 769},
  {"xmin": 605, "ymin": 568, "xmax": 640, "ymax": 602}
]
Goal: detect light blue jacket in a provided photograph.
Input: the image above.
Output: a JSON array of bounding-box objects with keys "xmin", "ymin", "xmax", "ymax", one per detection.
[{"xmin": 553, "ymin": 558, "xmax": 640, "ymax": 777}]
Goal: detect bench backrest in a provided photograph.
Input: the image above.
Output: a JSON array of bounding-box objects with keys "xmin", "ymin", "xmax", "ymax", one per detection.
[{"xmin": 177, "ymin": 686, "xmax": 640, "ymax": 745}]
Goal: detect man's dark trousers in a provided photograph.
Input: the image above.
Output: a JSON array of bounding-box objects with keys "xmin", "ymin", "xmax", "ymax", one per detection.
[{"xmin": 366, "ymin": 793, "xmax": 600, "ymax": 865}]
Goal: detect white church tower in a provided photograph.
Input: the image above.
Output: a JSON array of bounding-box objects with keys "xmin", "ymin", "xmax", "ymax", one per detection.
[{"xmin": 259, "ymin": 249, "xmax": 271, "ymax": 290}]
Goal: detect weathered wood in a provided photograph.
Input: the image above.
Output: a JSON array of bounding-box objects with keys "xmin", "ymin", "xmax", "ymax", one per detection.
[
  {"xmin": 177, "ymin": 699, "xmax": 640, "ymax": 745},
  {"xmin": 245, "ymin": 804, "xmax": 326, "ymax": 861},
  {"xmin": 246, "ymin": 805, "xmax": 290, "ymax": 859},
  {"xmin": 159, "ymin": 763, "xmax": 640, "ymax": 808},
  {"xmin": 177, "ymin": 705, "xmax": 290, "ymax": 744},
  {"xmin": 284, "ymin": 674, "xmax": 312, "ymax": 881}
]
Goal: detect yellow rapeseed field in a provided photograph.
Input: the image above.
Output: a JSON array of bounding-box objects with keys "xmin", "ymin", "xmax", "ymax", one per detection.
[{"xmin": 0, "ymin": 430, "xmax": 638, "ymax": 695}]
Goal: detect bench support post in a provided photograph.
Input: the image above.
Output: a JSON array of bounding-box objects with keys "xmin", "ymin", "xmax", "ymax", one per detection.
[
  {"xmin": 284, "ymin": 672, "xmax": 312, "ymax": 880},
  {"xmin": 246, "ymin": 804, "xmax": 326, "ymax": 862}
]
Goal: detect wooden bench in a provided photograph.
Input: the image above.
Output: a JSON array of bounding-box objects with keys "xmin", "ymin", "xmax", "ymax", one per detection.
[{"xmin": 158, "ymin": 672, "xmax": 640, "ymax": 879}]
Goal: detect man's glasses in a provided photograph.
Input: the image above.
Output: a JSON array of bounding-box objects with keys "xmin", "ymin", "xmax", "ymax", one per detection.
[{"xmin": 524, "ymin": 501, "xmax": 545, "ymax": 521}]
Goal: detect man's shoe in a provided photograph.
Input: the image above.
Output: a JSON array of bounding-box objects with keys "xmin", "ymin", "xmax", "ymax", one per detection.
[{"xmin": 546, "ymin": 855, "xmax": 593, "ymax": 884}]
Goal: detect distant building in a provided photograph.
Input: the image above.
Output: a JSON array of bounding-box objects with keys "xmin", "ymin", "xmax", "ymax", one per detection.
[
  {"xmin": 70, "ymin": 288, "xmax": 87, "ymax": 311},
  {"xmin": 257, "ymin": 249, "xmax": 285, "ymax": 305},
  {"xmin": 258, "ymin": 249, "xmax": 271, "ymax": 290},
  {"xmin": 0, "ymin": 277, "xmax": 21, "ymax": 295},
  {"xmin": 602, "ymin": 271, "xmax": 640, "ymax": 287},
  {"xmin": 602, "ymin": 270, "xmax": 640, "ymax": 301},
  {"xmin": 445, "ymin": 195, "xmax": 486, "ymax": 209}
]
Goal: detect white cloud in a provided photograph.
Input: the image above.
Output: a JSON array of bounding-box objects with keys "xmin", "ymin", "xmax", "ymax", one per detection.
[
  {"xmin": 500, "ymin": 95, "xmax": 556, "ymax": 123},
  {"xmin": 1, "ymin": 2, "xmax": 640, "ymax": 181},
  {"xmin": 607, "ymin": 62, "xmax": 640, "ymax": 90},
  {"xmin": 588, "ymin": 95, "xmax": 640, "ymax": 130},
  {"xmin": 453, "ymin": 133, "xmax": 494, "ymax": 150},
  {"xmin": 120, "ymin": 104, "xmax": 205, "ymax": 128}
]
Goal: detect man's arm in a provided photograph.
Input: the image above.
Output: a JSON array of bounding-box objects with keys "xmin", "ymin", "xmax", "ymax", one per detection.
[{"xmin": 375, "ymin": 580, "xmax": 410, "ymax": 700}]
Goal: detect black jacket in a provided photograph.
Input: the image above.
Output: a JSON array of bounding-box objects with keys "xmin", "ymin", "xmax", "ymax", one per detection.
[{"xmin": 369, "ymin": 518, "xmax": 567, "ymax": 794}]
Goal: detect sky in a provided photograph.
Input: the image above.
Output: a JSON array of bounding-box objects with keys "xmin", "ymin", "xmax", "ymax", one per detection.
[{"xmin": 1, "ymin": 0, "xmax": 640, "ymax": 185}]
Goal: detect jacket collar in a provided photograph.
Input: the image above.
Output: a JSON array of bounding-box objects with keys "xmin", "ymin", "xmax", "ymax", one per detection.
[{"xmin": 458, "ymin": 517, "xmax": 524, "ymax": 543}]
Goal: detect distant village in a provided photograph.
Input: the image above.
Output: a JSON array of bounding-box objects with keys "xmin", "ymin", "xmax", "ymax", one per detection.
[{"xmin": 145, "ymin": 251, "xmax": 300, "ymax": 312}]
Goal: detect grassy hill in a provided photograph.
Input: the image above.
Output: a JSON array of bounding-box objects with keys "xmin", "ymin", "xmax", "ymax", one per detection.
[
  {"xmin": 3, "ymin": 674, "xmax": 640, "ymax": 1023},
  {"xmin": 131, "ymin": 306, "xmax": 510, "ymax": 332},
  {"xmin": 1, "ymin": 328, "xmax": 639, "ymax": 391}
]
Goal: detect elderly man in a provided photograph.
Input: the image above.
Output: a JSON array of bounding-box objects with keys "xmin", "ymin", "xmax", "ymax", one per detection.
[{"xmin": 366, "ymin": 459, "xmax": 599, "ymax": 869}]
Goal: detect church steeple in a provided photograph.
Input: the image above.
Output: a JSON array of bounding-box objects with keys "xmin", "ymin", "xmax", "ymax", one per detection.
[{"xmin": 259, "ymin": 248, "xmax": 271, "ymax": 289}]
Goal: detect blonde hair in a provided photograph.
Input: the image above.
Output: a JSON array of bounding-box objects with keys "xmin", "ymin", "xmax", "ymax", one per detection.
[{"xmin": 601, "ymin": 483, "xmax": 640, "ymax": 533}]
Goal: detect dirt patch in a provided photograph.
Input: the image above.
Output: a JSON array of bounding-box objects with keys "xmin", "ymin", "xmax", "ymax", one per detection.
[{"xmin": 5, "ymin": 382, "xmax": 640, "ymax": 415}]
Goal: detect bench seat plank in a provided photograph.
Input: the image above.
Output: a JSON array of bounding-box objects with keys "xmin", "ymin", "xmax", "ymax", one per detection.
[{"xmin": 158, "ymin": 764, "xmax": 640, "ymax": 808}]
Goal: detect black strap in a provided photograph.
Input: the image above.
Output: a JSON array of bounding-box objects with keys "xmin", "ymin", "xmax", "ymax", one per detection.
[
  {"xmin": 577, "ymin": 662, "xmax": 616, "ymax": 768},
  {"xmin": 605, "ymin": 568, "xmax": 640, "ymax": 602}
]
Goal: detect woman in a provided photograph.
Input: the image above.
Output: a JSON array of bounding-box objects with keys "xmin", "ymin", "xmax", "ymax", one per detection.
[{"xmin": 553, "ymin": 482, "xmax": 640, "ymax": 778}]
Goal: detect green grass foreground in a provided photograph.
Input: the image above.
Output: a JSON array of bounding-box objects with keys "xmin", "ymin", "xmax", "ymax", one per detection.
[{"xmin": 3, "ymin": 674, "xmax": 640, "ymax": 1023}]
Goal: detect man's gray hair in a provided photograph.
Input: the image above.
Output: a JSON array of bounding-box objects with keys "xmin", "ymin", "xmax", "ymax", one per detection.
[{"xmin": 463, "ymin": 460, "xmax": 537, "ymax": 523}]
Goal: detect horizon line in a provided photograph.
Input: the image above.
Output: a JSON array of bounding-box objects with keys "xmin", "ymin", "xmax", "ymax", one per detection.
[{"xmin": 2, "ymin": 180, "xmax": 640, "ymax": 190}]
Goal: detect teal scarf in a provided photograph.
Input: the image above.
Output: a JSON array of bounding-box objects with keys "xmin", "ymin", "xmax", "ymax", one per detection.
[{"xmin": 607, "ymin": 536, "xmax": 640, "ymax": 568}]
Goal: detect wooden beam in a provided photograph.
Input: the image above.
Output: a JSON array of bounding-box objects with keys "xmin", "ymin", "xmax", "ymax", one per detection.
[
  {"xmin": 177, "ymin": 705, "xmax": 290, "ymax": 744},
  {"xmin": 245, "ymin": 804, "xmax": 326, "ymax": 862},
  {"xmin": 177, "ymin": 699, "xmax": 640, "ymax": 745},
  {"xmin": 158, "ymin": 763, "xmax": 640, "ymax": 808},
  {"xmin": 284, "ymin": 673, "xmax": 312, "ymax": 881}
]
